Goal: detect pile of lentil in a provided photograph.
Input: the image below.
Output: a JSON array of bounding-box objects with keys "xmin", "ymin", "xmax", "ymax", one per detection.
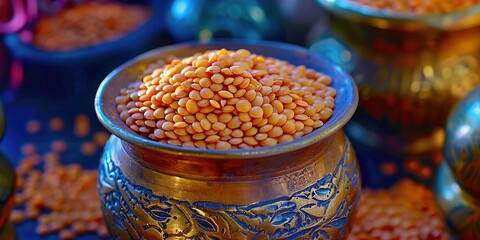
[
  {"xmin": 350, "ymin": 0, "xmax": 480, "ymax": 14},
  {"xmin": 11, "ymin": 116, "xmax": 110, "ymax": 239},
  {"xmin": 348, "ymin": 179, "xmax": 447, "ymax": 240},
  {"xmin": 33, "ymin": 2, "xmax": 152, "ymax": 51},
  {"xmin": 116, "ymin": 49, "xmax": 336, "ymax": 149}
]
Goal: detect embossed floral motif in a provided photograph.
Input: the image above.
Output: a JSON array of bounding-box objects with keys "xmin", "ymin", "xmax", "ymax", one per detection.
[{"xmin": 98, "ymin": 143, "xmax": 359, "ymax": 239}]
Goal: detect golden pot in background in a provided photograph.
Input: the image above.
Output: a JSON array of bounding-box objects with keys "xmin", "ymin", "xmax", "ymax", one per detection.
[
  {"xmin": 95, "ymin": 41, "xmax": 360, "ymax": 239},
  {"xmin": 313, "ymin": 1, "xmax": 480, "ymax": 180}
]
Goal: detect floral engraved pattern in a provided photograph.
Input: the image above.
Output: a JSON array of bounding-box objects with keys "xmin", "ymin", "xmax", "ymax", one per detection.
[{"xmin": 98, "ymin": 143, "xmax": 359, "ymax": 240}]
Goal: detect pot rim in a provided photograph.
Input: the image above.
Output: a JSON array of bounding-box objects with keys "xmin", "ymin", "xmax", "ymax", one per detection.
[
  {"xmin": 95, "ymin": 39, "xmax": 358, "ymax": 160},
  {"xmin": 317, "ymin": 0, "xmax": 480, "ymax": 31}
]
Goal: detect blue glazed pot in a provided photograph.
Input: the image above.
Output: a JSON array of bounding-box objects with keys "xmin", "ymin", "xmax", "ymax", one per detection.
[{"xmin": 95, "ymin": 40, "xmax": 360, "ymax": 239}]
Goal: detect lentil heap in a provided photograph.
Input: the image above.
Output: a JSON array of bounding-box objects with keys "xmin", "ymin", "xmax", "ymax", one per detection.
[
  {"xmin": 116, "ymin": 49, "xmax": 336, "ymax": 149},
  {"xmin": 349, "ymin": 180, "xmax": 447, "ymax": 240},
  {"xmin": 350, "ymin": 0, "xmax": 480, "ymax": 14},
  {"xmin": 33, "ymin": 2, "xmax": 152, "ymax": 51}
]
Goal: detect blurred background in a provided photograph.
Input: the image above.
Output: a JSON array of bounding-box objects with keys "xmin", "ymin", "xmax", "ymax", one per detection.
[{"xmin": 0, "ymin": 0, "xmax": 479, "ymax": 239}]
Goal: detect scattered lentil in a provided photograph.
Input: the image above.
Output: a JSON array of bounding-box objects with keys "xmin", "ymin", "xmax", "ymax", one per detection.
[
  {"xmin": 93, "ymin": 131, "xmax": 110, "ymax": 147},
  {"xmin": 51, "ymin": 139, "xmax": 67, "ymax": 153},
  {"xmin": 12, "ymin": 117, "xmax": 110, "ymax": 239},
  {"xmin": 21, "ymin": 143, "xmax": 37, "ymax": 156},
  {"xmin": 26, "ymin": 120, "xmax": 41, "ymax": 134},
  {"xmin": 12, "ymin": 157, "xmax": 107, "ymax": 239},
  {"xmin": 80, "ymin": 142, "xmax": 98, "ymax": 156},
  {"xmin": 117, "ymin": 49, "xmax": 336, "ymax": 149},
  {"xmin": 49, "ymin": 117, "xmax": 64, "ymax": 132},
  {"xmin": 74, "ymin": 114, "xmax": 90, "ymax": 137}
]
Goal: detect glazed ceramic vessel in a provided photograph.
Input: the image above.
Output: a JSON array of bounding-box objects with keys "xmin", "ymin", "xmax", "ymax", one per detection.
[
  {"xmin": 95, "ymin": 41, "xmax": 360, "ymax": 239},
  {"xmin": 435, "ymin": 87, "xmax": 480, "ymax": 239}
]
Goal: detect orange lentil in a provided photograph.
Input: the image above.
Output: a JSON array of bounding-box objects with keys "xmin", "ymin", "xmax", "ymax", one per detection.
[
  {"xmin": 116, "ymin": 49, "xmax": 336, "ymax": 149},
  {"xmin": 236, "ymin": 100, "xmax": 252, "ymax": 113},
  {"xmin": 59, "ymin": 229, "xmax": 75, "ymax": 240},
  {"xmin": 249, "ymin": 106, "xmax": 264, "ymax": 118},
  {"xmin": 218, "ymin": 90, "xmax": 234, "ymax": 98},
  {"xmin": 10, "ymin": 210, "xmax": 25, "ymax": 224},
  {"xmin": 36, "ymin": 224, "xmax": 50, "ymax": 235},
  {"xmin": 26, "ymin": 120, "xmax": 41, "ymax": 134},
  {"xmin": 348, "ymin": 179, "xmax": 447, "ymax": 240},
  {"xmin": 74, "ymin": 114, "xmax": 90, "ymax": 137},
  {"xmin": 51, "ymin": 140, "xmax": 67, "ymax": 153},
  {"xmin": 49, "ymin": 117, "xmax": 64, "ymax": 132},
  {"xmin": 97, "ymin": 225, "xmax": 110, "ymax": 237},
  {"xmin": 80, "ymin": 142, "xmax": 97, "ymax": 156},
  {"xmin": 21, "ymin": 143, "xmax": 37, "ymax": 156},
  {"xmin": 14, "ymin": 147, "xmax": 109, "ymax": 239}
]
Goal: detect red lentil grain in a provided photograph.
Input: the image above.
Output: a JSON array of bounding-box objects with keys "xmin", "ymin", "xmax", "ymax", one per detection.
[
  {"xmin": 49, "ymin": 117, "xmax": 64, "ymax": 132},
  {"xmin": 21, "ymin": 143, "xmax": 37, "ymax": 156},
  {"xmin": 80, "ymin": 142, "xmax": 97, "ymax": 156},
  {"xmin": 26, "ymin": 120, "xmax": 41, "ymax": 134}
]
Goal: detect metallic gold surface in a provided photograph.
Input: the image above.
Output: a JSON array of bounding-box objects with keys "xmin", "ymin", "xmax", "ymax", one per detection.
[
  {"xmin": 317, "ymin": 0, "xmax": 480, "ymax": 31},
  {"xmin": 95, "ymin": 41, "xmax": 360, "ymax": 239},
  {"xmin": 0, "ymin": 222, "xmax": 16, "ymax": 240},
  {"xmin": 315, "ymin": 14, "xmax": 480, "ymax": 158},
  {"xmin": 435, "ymin": 162, "xmax": 480, "ymax": 240},
  {"xmin": 0, "ymin": 151, "xmax": 15, "ymax": 233}
]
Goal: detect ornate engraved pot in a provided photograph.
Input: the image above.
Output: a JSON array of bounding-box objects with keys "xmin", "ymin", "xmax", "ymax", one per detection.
[
  {"xmin": 95, "ymin": 41, "xmax": 360, "ymax": 239},
  {"xmin": 314, "ymin": 1, "xmax": 480, "ymax": 183}
]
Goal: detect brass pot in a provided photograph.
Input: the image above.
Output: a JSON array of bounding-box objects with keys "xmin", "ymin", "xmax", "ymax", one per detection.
[
  {"xmin": 0, "ymin": 97, "xmax": 14, "ymax": 238},
  {"xmin": 314, "ymin": 1, "xmax": 480, "ymax": 178},
  {"xmin": 435, "ymin": 87, "xmax": 480, "ymax": 239},
  {"xmin": 95, "ymin": 41, "xmax": 360, "ymax": 239},
  {"xmin": 0, "ymin": 152, "xmax": 15, "ymax": 238}
]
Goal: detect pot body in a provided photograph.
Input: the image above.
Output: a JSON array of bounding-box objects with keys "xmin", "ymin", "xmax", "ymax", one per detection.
[{"xmin": 98, "ymin": 130, "xmax": 360, "ymax": 239}]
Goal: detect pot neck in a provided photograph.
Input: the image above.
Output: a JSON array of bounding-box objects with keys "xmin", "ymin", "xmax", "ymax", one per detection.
[{"xmin": 119, "ymin": 133, "xmax": 342, "ymax": 180}]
